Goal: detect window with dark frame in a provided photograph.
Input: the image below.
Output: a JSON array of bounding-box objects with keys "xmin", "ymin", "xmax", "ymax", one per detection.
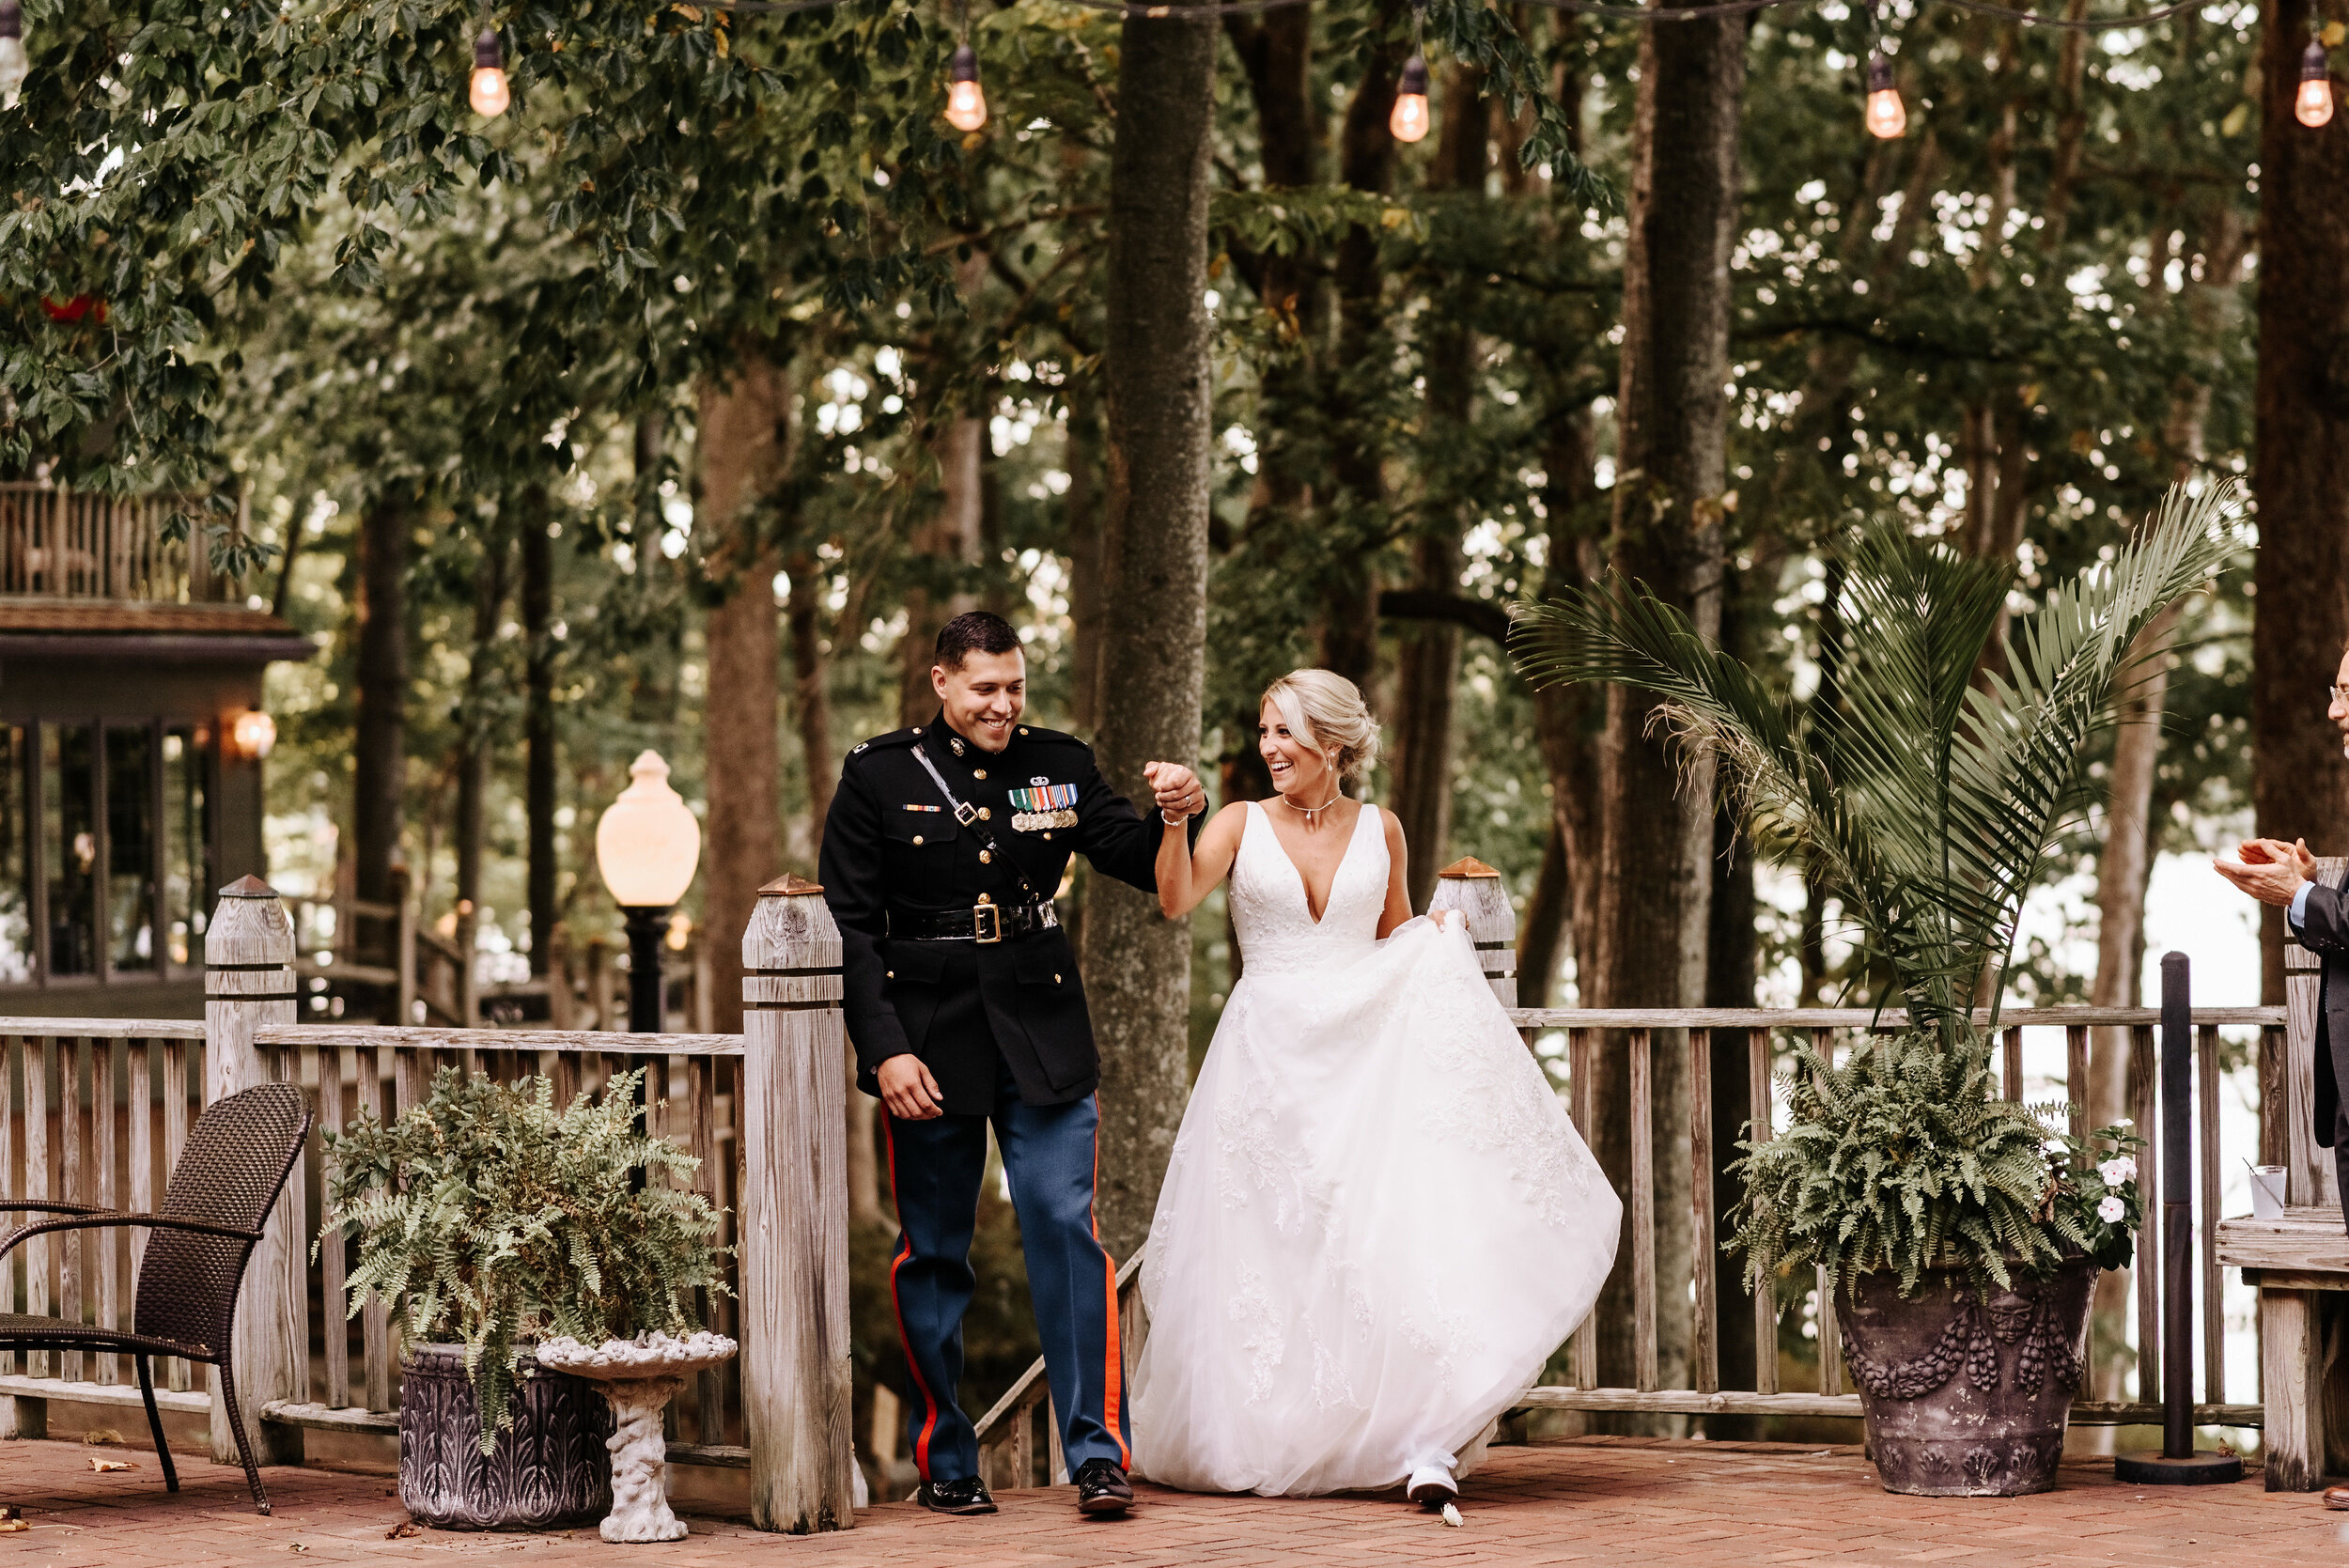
[{"xmin": 8, "ymin": 718, "xmax": 214, "ymax": 986}]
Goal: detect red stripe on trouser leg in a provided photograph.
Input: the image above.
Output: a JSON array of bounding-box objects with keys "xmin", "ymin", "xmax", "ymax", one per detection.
[
  {"xmin": 882, "ymin": 1115, "xmax": 942, "ymax": 1481},
  {"xmin": 1091, "ymin": 1094, "xmax": 1129, "ymax": 1468}
]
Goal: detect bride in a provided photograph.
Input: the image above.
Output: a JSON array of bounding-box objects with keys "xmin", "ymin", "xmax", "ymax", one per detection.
[{"xmin": 1130, "ymin": 669, "xmax": 1620, "ymax": 1511}]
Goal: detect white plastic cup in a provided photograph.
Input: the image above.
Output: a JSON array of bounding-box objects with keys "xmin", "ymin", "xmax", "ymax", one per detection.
[{"xmin": 2250, "ymin": 1164, "xmax": 2288, "ymax": 1219}]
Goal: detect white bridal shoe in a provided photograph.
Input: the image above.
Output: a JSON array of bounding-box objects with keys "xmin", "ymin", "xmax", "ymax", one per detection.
[{"xmin": 1407, "ymin": 1463, "xmax": 1462, "ymax": 1525}]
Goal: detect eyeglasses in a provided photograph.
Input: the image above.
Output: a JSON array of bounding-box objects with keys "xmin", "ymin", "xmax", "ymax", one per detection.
[{"xmin": 2332, "ymin": 685, "xmax": 2349, "ymax": 706}]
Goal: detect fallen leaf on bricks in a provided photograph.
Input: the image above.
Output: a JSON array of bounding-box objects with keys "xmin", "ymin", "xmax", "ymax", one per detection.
[
  {"xmin": 86, "ymin": 1458, "xmax": 134, "ymax": 1473},
  {"xmin": 385, "ymin": 1520, "xmax": 421, "ymax": 1540},
  {"xmin": 0, "ymin": 1503, "xmax": 25, "ymax": 1532}
]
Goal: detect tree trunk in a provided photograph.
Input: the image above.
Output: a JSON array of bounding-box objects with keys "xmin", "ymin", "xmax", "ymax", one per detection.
[
  {"xmin": 1316, "ymin": 26, "xmax": 1407, "ymax": 692},
  {"xmin": 698, "ymin": 349, "xmax": 791, "ymax": 1035},
  {"xmin": 352, "ymin": 489, "xmax": 410, "ymax": 1007},
  {"xmin": 786, "ymin": 555, "xmax": 834, "ymax": 833},
  {"xmin": 2085, "ymin": 599, "xmax": 2178, "ymax": 1397},
  {"xmin": 1391, "ymin": 69, "xmax": 1486, "ymax": 911},
  {"xmin": 1586, "ymin": 8, "xmax": 1746, "ymax": 1418},
  {"xmin": 2252, "ymin": 7, "xmax": 2349, "ymax": 1003},
  {"xmin": 522, "ymin": 495, "xmax": 557, "ymax": 979},
  {"xmin": 631, "ymin": 411, "xmax": 677, "ymax": 737},
  {"xmin": 1518, "ymin": 822, "xmax": 1570, "ymax": 1008},
  {"xmin": 454, "ymin": 532, "xmax": 512, "ymax": 1023},
  {"xmin": 900, "ymin": 259, "xmax": 989, "ymax": 726},
  {"xmin": 1084, "ymin": 9, "xmax": 1217, "ymax": 1261},
  {"xmin": 1065, "ymin": 385, "xmax": 1109, "ymax": 736}
]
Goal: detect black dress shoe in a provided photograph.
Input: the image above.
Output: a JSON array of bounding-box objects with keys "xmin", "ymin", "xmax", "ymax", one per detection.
[
  {"xmin": 916, "ymin": 1476, "xmax": 998, "ymax": 1514},
  {"xmin": 1074, "ymin": 1457, "xmax": 1134, "ymax": 1514}
]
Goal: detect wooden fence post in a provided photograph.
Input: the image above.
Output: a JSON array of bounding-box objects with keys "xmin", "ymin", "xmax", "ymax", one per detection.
[
  {"xmin": 1431, "ymin": 856, "xmax": 1517, "ymax": 1008},
  {"xmin": 739, "ymin": 873, "xmax": 853, "ymax": 1531},
  {"xmin": 204, "ymin": 876, "xmax": 305, "ymax": 1465}
]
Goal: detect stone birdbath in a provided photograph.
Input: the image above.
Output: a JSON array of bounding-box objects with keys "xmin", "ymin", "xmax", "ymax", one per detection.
[{"xmin": 533, "ymin": 1330, "xmax": 739, "ymax": 1543}]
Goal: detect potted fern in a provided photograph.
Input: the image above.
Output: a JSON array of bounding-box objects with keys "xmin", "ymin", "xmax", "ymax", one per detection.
[
  {"xmin": 1513, "ymin": 480, "xmax": 2232, "ymax": 1496},
  {"xmin": 323, "ymin": 1066, "xmax": 728, "ymax": 1532}
]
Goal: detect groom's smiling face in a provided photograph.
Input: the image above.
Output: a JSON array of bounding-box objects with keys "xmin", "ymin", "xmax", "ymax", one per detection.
[{"xmin": 933, "ymin": 647, "xmax": 1027, "ymax": 753}]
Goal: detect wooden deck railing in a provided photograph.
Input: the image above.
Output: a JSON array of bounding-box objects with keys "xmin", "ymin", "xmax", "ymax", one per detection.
[
  {"xmin": 0, "ymin": 483, "xmax": 240, "ymax": 603},
  {"xmin": 0, "ymin": 874, "xmax": 850, "ymax": 1532},
  {"xmin": 1502, "ymin": 1003, "xmax": 2273, "ymax": 1429}
]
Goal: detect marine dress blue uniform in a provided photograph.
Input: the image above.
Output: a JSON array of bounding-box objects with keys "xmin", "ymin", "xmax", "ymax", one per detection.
[{"xmin": 817, "ymin": 711, "xmax": 1171, "ymax": 1486}]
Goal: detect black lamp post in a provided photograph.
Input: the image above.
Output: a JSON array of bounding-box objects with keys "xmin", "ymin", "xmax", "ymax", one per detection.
[
  {"xmin": 595, "ymin": 750, "xmax": 703, "ymax": 1037},
  {"xmin": 620, "ymin": 906, "xmax": 669, "ymax": 1032}
]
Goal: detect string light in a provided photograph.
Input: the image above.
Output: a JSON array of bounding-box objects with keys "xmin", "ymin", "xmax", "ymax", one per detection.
[
  {"xmin": 0, "ymin": 0, "xmax": 27, "ymax": 112},
  {"xmin": 2298, "ymin": 36, "xmax": 2334, "ymax": 128},
  {"xmin": 470, "ymin": 25, "xmax": 510, "ymax": 117},
  {"xmin": 1391, "ymin": 54, "xmax": 1431, "ymax": 143},
  {"xmin": 944, "ymin": 42, "xmax": 986, "ymax": 132},
  {"xmin": 1863, "ymin": 52, "xmax": 1906, "ymax": 137}
]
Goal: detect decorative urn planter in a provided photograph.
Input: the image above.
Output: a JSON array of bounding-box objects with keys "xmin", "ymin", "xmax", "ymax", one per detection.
[
  {"xmin": 1837, "ymin": 1254, "xmax": 2096, "ymax": 1497},
  {"xmin": 535, "ymin": 1330, "xmax": 740, "ymax": 1544},
  {"xmin": 398, "ymin": 1343, "xmax": 613, "ymax": 1529}
]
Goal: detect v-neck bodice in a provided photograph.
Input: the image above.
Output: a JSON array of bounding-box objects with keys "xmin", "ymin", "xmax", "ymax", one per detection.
[{"xmin": 1227, "ymin": 800, "xmax": 1387, "ymax": 977}]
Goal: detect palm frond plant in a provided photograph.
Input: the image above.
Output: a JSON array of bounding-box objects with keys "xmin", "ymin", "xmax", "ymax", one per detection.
[
  {"xmin": 1511, "ymin": 479, "xmax": 2238, "ymax": 1302},
  {"xmin": 322, "ymin": 1066, "xmax": 728, "ymax": 1452}
]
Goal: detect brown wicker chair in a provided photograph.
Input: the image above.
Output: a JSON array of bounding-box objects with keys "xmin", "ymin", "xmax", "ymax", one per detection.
[{"xmin": 0, "ymin": 1081, "xmax": 311, "ymax": 1515}]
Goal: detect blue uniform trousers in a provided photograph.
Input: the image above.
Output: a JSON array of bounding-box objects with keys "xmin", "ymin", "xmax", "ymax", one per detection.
[{"xmin": 883, "ymin": 1060, "xmax": 1131, "ymax": 1483}]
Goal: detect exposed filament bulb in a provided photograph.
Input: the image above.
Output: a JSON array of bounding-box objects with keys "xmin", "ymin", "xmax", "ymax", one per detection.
[
  {"xmin": 1864, "ymin": 53, "xmax": 1906, "ymax": 139},
  {"xmin": 1390, "ymin": 54, "xmax": 1430, "ymax": 144},
  {"xmin": 945, "ymin": 43, "xmax": 987, "ymax": 132},
  {"xmin": 470, "ymin": 26, "xmax": 509, "ymax": 117},
  {"xmin": 2300, "ymin": 39, "xmax": 2335, "ymax": 129}
]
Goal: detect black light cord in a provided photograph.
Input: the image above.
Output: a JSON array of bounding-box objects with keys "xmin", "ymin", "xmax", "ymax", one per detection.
[{"xmin": 688, "ymin": 0, "xmax": 2231, "ymax": 31}]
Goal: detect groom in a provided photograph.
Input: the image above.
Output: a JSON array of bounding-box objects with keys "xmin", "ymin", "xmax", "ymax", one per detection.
[{"xmin": 818, "ymin": 610, "xmax": 1204, "ymax": 1516}]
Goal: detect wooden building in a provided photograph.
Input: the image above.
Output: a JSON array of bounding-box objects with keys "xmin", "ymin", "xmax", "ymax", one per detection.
[{"xmin": 0, "ymin": 483, "xmax": 310, "ymax": 1015}]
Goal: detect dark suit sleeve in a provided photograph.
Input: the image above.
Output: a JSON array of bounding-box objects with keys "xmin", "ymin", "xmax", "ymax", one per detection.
[
  {"xmin": 2299, "ymin": 882, "xmax": 2349, "ymax": 960},
  {"xmin": 1071, "ymin": 749, "xmax": 1202, "ymax": 895},
  {"xmin": 817, "ymin": 760, "xmax": 910, "ymax": 1075}
]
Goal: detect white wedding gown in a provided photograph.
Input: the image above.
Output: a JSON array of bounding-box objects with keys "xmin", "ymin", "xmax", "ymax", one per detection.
[{"xmin": 1130, "ymin": 800, "xmax": 1621, "ymax": 1497}]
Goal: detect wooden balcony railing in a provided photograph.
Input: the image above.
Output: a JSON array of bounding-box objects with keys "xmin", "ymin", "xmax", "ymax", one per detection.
[{"xmin": 0, "ymin": 483, "xmax": 241, "ymax": 603}]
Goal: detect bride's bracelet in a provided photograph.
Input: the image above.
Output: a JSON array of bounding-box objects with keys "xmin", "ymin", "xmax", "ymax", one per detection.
[{"xmin": 1161, "ymin": 808, "xmax": 1189, "ymax": 826}]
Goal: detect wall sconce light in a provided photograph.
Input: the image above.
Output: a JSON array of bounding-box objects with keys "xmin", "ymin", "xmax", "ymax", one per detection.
[{"xmin": 230, "ymin": 709, "xmax": 277, "ymax": 760}]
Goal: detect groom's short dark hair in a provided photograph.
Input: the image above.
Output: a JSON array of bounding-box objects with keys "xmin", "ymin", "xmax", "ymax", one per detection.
[{"xmin": 936, "ymin": 611, "xmax": 1022, "ymax": 671}]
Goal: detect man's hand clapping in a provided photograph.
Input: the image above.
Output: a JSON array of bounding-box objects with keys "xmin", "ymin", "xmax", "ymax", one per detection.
[{"xmin": 2214, "ymin": 836, "xmax": 2318, "ymax": 908}]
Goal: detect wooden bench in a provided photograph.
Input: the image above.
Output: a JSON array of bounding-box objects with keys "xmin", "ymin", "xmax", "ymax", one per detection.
[{"xmin": 2214, "ymin": 858, "xmax": 2349, "ymax": 1491}]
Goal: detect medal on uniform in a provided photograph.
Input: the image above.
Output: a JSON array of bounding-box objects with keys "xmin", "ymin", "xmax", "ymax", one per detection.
[{"xmin": 1008, "ymin": 783, "xmax": 1079, "ymax": 831}]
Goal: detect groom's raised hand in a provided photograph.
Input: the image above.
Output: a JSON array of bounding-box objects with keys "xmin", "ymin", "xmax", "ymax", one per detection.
[{"xmin": 1143, "ymin": 760, "xmax": 1206, "ymax": 820}]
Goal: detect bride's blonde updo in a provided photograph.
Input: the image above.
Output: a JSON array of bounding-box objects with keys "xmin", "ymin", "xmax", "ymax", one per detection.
[{"xmin": 1262, "ymin": 669, "xmax": 1381, "ymax": 789}]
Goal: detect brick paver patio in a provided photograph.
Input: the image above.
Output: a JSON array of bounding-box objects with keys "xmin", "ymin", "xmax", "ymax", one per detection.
[{"xmin": 0, "ymin": 1435, "xmax": 2335, "ymax": 1566}]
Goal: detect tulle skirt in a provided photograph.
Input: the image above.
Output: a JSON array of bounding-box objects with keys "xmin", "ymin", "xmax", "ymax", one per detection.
[{"xmin": 1130, "ymin": 916, "xmax": 1622, "ymax": 1496}]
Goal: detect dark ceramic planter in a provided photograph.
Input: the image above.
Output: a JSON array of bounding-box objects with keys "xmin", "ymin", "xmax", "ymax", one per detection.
[
  {"xmin": 398, "ymin": 1343, "xmax": 613, "ymax": 1529},
  {"xmin": 1837, "ymin": 1255, "xmax": 2095, "ymax": 1497}
]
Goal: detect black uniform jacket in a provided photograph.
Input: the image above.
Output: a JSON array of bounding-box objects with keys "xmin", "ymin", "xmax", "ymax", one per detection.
[
  {"xmin": 817, "ymin": 713, "xmax": 1166, "ymax": 1113},
  {"xmin": 2300, "ymin": 881, "xmax": 2349, "ymax": 1148}
]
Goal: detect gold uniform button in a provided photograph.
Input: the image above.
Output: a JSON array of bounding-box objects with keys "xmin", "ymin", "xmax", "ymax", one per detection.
[
  {"xmin": 1053, "ymin": 973, "xmax": 1063, "ymax": 984},
  {"xmin": 1042, "ymin": 831, "xmax": 1052, "ymax": 840},
  {"xmin": 974, "ymin": 768, "xmax": 988, "ymax": 781},
  {"xmin": 911, "ymin": 834, "xmax": 925, "ymax": 846},
  {"xmin": 979, "ymin": 850, "xmax": 993, "ymax": 863},
  {"xmin": 978, "ymin": 807, "xmax": 991, "ymax": 820},
  {"xmin": 886, "ymin": 970, "xmax": 895, "ymax": 979}
]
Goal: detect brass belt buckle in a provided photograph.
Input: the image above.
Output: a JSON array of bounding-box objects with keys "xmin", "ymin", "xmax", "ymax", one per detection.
[{"xmin": 972, "ymin": 901, "xmax": 1002, "ymax": 944}]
